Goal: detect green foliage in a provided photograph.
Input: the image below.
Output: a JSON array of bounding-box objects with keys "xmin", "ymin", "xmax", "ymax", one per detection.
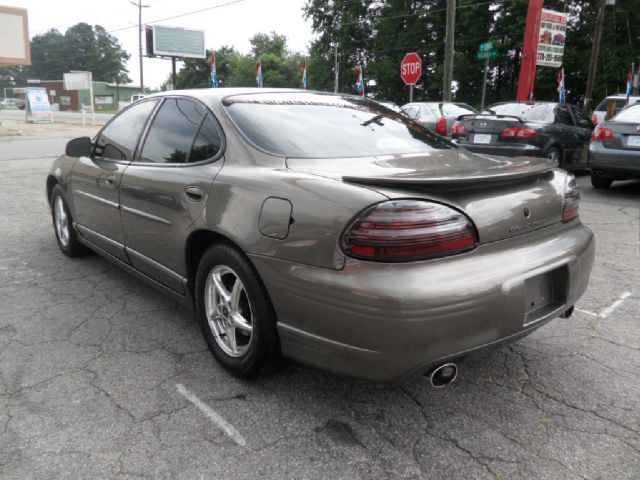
[
  {"xmin": 6, "ymin": 23, "xmax": 131, "ymax": 85},
  {"xmin": 304, "ymin": 0, "xmax": 640, "ymax": 107},
  {"xmin": 176, "ymin": 33, "xmax": 307, "ymax": 89}
]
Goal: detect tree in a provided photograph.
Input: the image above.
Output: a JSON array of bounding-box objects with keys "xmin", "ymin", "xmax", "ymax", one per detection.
[
  {"xmin": 16, "ymin": 23, "xmax": 131, "ymax": 83},
  {"xmin": 304, "ymin": 0, "xmax": 640, "ymax": 107},
  {"xmin": 175, "ymin": 33, "xmax": 307, "ymax": 89}
]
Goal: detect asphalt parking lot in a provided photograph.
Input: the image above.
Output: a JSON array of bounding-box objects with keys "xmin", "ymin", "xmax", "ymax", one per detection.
[{"xmin": 0, "ymin": 134, "xmax": 638, "ymax": 479}]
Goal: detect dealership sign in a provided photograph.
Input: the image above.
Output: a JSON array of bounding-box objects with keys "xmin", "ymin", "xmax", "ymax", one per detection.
[{"xmin": 536, "ymin": 9, "xmax": 567, "ymax": 68}]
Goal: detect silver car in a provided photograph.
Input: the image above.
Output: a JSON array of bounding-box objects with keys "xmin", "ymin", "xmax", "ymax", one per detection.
[
  {"xmin": 401, "ymin": 101, "xmax": 477, "ymax": 136},
  {"xmin": 47, "ymin": 89, "xmax": 594, "ymax": 383}
]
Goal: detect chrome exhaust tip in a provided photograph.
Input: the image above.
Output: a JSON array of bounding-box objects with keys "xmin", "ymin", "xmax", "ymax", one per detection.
[
  {"xmin": 560, "ymin": 306, "xmax": 574, "ymax": 318},
  {"xmin": 426, "ymin": 363, "xmax": 458, "ymax": 387}
]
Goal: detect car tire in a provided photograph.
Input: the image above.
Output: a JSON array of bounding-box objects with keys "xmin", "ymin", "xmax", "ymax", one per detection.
[
  {"xmin": 545, "ymin": 147, "xmax": 562, "ymax": 165},
  {"xmin": 50, "ymin": 185, "xmax": 89, "ymax": 257},
  {"xmin": 195, "ymin": 243, "xmax": 281, "ymax": 378},
  {"xmin": 591, "ymin": 174, "xmax": 613, "ymax": 189}
]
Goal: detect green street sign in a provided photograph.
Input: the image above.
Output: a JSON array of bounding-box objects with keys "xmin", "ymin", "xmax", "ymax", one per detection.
[
  {"xmin": 477, "ymin": 49, "xmax": 499, "ymax": 61},
  {"xmin": 478, "ymin": 41, "xmax": 494, "ymax": 53}
]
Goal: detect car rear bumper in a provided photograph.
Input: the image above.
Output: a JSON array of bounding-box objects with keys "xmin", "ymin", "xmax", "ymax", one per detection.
[
  {"xmin": 457, "ymin": 142, "xmax": 543, "ymax": 157},
  {"xmin": 249, "ymin": 222, "xmax": 595, "ymax": 382},
  {"xmin": 588, "ymin": 142, "xmax": 640, "ymax": 178}
]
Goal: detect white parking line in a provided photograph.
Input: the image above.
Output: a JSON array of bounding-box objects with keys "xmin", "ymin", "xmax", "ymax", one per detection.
[
  {"xmin": 599, "ymin": 291, "xmax": 632, "ymax": 318},
  {"xmin": 176, "ymin": 383, "xmax": 247, "ymax": 447},
  {"xmin": 576, "ymin": 291, "xmax": 632, "ymax": 319}
]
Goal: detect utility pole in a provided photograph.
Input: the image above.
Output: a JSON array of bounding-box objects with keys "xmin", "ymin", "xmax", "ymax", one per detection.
[
  {"xmin": 131, "ymin": 1, "xmax": 149, "ymax": 92},
  {"xmin": 334, "ymin": 43, "xmax": 339, "ymax": 93},
  {"xmin": 583, "ymin": 0, "xmax": 607, "ymax": 114},
  {"xmin": 442, "ymin": 0, "xmax": 456, "ymax": 102}
]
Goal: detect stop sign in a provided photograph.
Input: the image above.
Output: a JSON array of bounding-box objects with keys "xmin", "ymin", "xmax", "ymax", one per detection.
[{"xmin": 400, "ymin": 52, "xmax": 422, "ymax": 85}]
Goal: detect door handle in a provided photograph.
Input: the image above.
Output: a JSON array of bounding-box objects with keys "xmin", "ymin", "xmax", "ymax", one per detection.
[
  {"xmin": 105, "ymin": 176, "xmax": 117, "ymax": 187},
  {"xmin": 184, "ymin": 185, "xmax": 203, "ymax": 202}
]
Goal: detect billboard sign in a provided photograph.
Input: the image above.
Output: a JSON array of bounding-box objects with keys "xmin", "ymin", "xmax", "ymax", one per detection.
[
  {"xmin": 150, "ymin": 25, "xmax": 206, "ymax": 58},
  {"xmin": 0, "ymin": 6, "xmax": 31, "ymax": 66},
  {"xmin": 536, "ymin": 9, "xmax": 567, "ymax": 68},
  {"xmin": 64, "ymin": 71, "xmax": 92, "ymax": 90}
]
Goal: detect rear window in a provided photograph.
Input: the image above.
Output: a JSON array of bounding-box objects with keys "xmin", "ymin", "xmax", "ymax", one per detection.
[
  {"xmin": 483, "ymin": 103, "xmax": 555, "ymax": 122},
  {"xmin": 442, "ymin": 103, "xmax": 477, "ymax": 117},
  {"xmin": 224, "ymin": 93, "xmax": 453, "ymax": 158},
  {"xmin": 612, "ymin": 105, "xmax": 640, "ymax": 122},
  {"xmin": 595, "ymin": 98, "xmax": 626, "ymax": 113}
]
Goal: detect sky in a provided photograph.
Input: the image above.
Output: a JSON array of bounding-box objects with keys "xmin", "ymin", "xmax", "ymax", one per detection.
[{"xmin": 7, "ymin": 0, "xmax": 314, "ymax": 89}]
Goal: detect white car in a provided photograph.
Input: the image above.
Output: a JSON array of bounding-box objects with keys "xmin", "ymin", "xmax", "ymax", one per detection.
[
  {"xmin": 592, "ymin": 95, "xmax": 640, "ymax": 124},
  {"xmin": 130, "ymin": 93, "xmax": 146, "ymax": 103}
]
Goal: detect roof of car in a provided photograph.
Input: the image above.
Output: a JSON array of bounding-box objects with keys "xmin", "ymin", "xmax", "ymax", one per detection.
[{"xmin": 144, "ymin": 88, "xmax": 316, "ymax": 102}]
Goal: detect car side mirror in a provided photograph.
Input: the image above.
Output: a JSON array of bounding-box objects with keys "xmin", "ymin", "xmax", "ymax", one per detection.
[{"xmin": 65, "ymin": 137, "xmax": 92, "ymax": 157}]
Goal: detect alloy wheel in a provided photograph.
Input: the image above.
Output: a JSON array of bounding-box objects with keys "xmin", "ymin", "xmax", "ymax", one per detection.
[
  {"xmin": 204, "ymin": 265, "xmax": 254, "ymax": 357},
  {"xmin": 54, "ymin": 196, "xmax": 70, "ymax": 248}
]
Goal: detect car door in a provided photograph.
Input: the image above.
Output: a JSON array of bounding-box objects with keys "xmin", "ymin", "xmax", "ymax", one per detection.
[
  {"xmin": 119, "ymin": 97, "xmax": 225, "ymax": 293},
  {"xmin": 70, "ymin": 99, "xmax": 158, "ymax": 261},
  {"xmin": 553, "ymin": 105, "xmax": 581, "ymax": 163},
  {"xmin": 569, "ymin": 105, "xmax": 594, "ymax": 167}
]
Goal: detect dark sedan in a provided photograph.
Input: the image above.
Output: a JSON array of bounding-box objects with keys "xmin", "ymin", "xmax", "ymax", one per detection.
[
  {"xmin": 589, "ymin": 104, "xmax": 640, "ymax": 189},
  {"xmin": 452, "ymin": 102, "xmax": 594, "ymax": 169}
]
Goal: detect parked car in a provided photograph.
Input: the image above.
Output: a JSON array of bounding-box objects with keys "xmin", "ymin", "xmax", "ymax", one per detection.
[
  {"xmin": 0, "ymin": 97, "xmax": 26, "ymax": 110},
  {"xmin": 130, "ymin": 93, "xmax": 146, "ymax": 103},
  {"xmin": 452, "ymin": 101, "xmax": 593, "ymax": 169},
  {"xmin": 592, "ymin": 94, "xmax": 640, "ymax": 125},
  {"xmin": 47, "ymin": 89, "xmax": 594, "ymax": 383},
  {"xmin": 589, "ymin": 103, "xmax": 640, "ymax": 189},
  {"xmin": 401, "ymin": 102, "xmax": 477, "ymax": 137}
]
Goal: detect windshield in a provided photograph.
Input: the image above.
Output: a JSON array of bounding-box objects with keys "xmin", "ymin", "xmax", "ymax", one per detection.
[
  {"xmin": 482, "ymin": 103, "xmax": 555, "ymax": 122},
  {"xmin": 224, "ymin": 93, "xmax": 454, "ymax": 158},
  {"xmin": 612, "ymin": 105, "xmax": 640, "ymax": 122}
]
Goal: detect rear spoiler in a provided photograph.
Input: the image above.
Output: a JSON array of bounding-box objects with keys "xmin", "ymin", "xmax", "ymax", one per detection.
[
  {"xmin": 456, "ymin": 113, "xmax": 524, "ymax": 123},
  {"xmin": 343, "ymin": 158, "xmax": 558, "ymax": 188}
]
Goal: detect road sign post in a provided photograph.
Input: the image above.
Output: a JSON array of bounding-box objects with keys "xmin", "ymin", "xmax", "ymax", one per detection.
[
  {"xmin": 400, "ymin": 52, "xmax": 422, "ymax": 103},
  {"xmin": 477, "ymin": 41, "xmax": 498, "ymax": 110}
]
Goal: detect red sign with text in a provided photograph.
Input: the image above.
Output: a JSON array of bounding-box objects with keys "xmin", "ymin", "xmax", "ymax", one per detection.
[{"xmin": 401, "ymin": 52, "xmax": 422, "ymax": 85}]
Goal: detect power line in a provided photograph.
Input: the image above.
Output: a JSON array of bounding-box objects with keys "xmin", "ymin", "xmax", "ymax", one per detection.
[{"xmin": 108, "ymin": 0, "xmax": 249, "ymax": 33}]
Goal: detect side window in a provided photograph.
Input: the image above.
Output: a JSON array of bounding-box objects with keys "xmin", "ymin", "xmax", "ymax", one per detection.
[
  {"xmin": 189, "ymin": 115, "xmax": 223, "ymax": 163},
  {"xmin": 555, "ymin": 107, "xmax": 574, "ymax": 126},
  {"xmin": 139, "ymin": 98, "xmax": 205, "ymax": 164},
  {"xmin": 94, "ymin": 100, "xmax": 157, "ymax": 160},
  {"xmin": 570, "ymin": 106, "xmax": 592, "ymax": 128}
]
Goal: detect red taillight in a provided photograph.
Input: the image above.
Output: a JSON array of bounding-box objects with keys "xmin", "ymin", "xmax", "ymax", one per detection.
[
  {"xmin": 341, "ymin": 200, "xmax": 478, "ymax": 262},
  {"xmin": 500, "ymin": 127, "xmax": 539, "ymax": 138},
  {"xmin": 591, "ymin": 114, "xmax": 598, "ymax": 124},
  {"xmin": 451, "ymin": 123, "xmax": 467, "ymax": 137},
  {"xmin": 591, "ymin": 127, "xmax": 613, "ymax": 141},
  {"xmin": 436, "ymin": 117, "xmax": 447, "ymax": 136},
  {"xmin": 562, "ymin": 174, "xmax": 580, "ymax": 223}
]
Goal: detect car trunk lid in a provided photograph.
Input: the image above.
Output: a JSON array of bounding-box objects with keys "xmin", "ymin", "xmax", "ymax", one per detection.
[
  {"xmin": 601, "ymin": 122, "xmax": 640, "ymax": 150},
  {"xmin": 287, "ymin": 150, "xmax": 565, "ymax": 244},
  {"xmin": 457, "ymin": 114, "xmax": 526, "ymax": 145}
]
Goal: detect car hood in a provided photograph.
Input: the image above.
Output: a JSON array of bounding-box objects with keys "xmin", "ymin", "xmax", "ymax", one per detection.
[{"xmin": 286, "ymin": 149, "xmax": 557, "ymax": 187}]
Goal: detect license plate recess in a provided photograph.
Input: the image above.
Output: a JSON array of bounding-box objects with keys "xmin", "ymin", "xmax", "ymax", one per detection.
[{"xmin": 523, "ymin": 266, "xmax": 568, "ymax": 326}]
